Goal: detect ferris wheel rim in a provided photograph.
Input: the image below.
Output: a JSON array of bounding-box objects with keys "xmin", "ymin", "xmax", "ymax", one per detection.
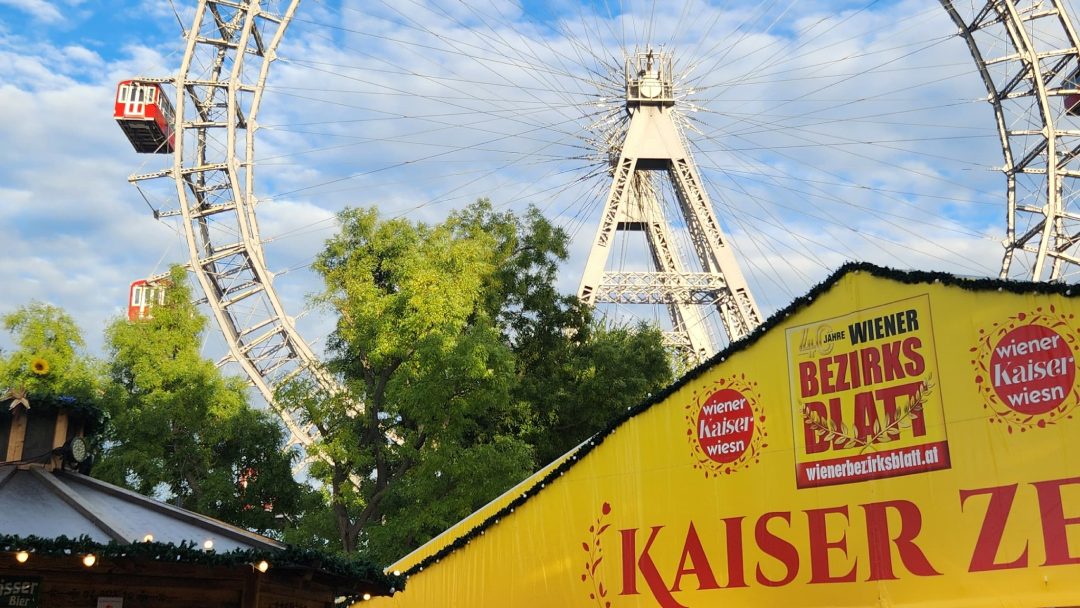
[
  {"xmin": 168, "ymin": 0, "xmax": 327, "ymax": 449},
  {"xmin": 942, "ymin": 0, "xmax": 1080, "ymax": 282}
]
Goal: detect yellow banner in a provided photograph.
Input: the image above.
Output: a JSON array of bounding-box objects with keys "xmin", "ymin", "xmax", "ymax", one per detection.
[{"xmin": 372, "ymin": 267, "xmax": 1080, "ymax": 608}]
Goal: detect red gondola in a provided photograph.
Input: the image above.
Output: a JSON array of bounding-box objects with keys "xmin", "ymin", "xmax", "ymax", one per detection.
[
  {"xmin": 1066, "ymin": 69, "xmax": 1080, "ymax": 116},
  {"xmin": 127, "ymin": 279, "xmax": 167, "ymax": 322},
  {"xmin": 114, "ymin": 80, "xmax": 175, "ymax": 153}
]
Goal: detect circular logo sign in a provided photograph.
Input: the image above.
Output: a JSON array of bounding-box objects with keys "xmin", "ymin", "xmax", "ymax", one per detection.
[
  {"xmin": 696, "ymin": 388, "xmax": 755, "ymax": 463},
  {"xmin": 989, "ymin": 324, "xmax": 1076, "ymax": 415},
  {"xmin": 685, "ymin": 376, "xmax": 765, "ymax": 477},
  {"xmin": 973, "ymin": 308, "xmax": 1080, "ymax": 432}
]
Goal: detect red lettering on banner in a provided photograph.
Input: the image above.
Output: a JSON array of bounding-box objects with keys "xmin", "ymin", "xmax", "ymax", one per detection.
[
  {"xmin": 803, "ymin": 401, "xmax": 829, "ymax": 454},
  {"xmin": 722, "ymin": 516, "xmax": 748, "ymax": 588},
  {"xmin": 802, "ymin": 381, "xmax": 926, "ymax": 453},
  {"xmin": 901, "ymin": 337, "xmax": 925, "ymax": 376},
  {"xmin": 1032, "ymin": 476, "xmax": 1080, "ymax": 566},
  {"xmin": 821, "ymin": 356, "xmax": 837, "ymax": 393},
  {"xmin": 601, "ymin": 474, "xmax": 1080, "ymax": 606},
  {"xmin": 755, "ymin": 512, "xmax": 799, "ymax": 587},
  {"xmin": 876, "ymin": 382, "xmax": 926, "ymax": 438},
  {"xmin": 806, "ymin": 506, "xmax": 857, "ymax": 584},
  {"xmin": 827, "ymin": 398, "xmax": 845, "ymax": 447},
  {"xmin": 862, "ymin": 500, "xmax": 941, "ymax": 579},
  {"xmin": 861, "ymin": 346, "xmax": 882, "ymax": 386},
  {"xmin": 799, "ymin": 361, "xmax": 819, "ymax": 398},
  {"xmin": 671, "ymin": 523, "xmax": 720, "ymax": 592},
  {"xmin": 852, "ymin": 392, "xmax": 880, "ymax": 444},
  {"xmin": 801, "ymin": 338, "xmax": 925, "ymax": 399},
  {"xmin": 959, "ymin": 484, "xmax": 1028, "ymax": 571},
  {"xmin": 881, "ymin": 340, "xmax": 905, "ymax": 381},
  {"xmin": 620, "ymin": 526, "xmax": 687, "ymax": 608}
]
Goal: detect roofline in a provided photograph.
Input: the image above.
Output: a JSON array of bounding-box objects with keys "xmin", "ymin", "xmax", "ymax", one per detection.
[
  {"xmin": 32, "ymin": 467, "xmax": 131, "ymax": 542},
  {"xmin": 56, "ymin": 469, "xmax": 285, "ymax": 550},
  {"xmin": 387, "ymin": 438, "xmax": 586, "ymax": 572}
]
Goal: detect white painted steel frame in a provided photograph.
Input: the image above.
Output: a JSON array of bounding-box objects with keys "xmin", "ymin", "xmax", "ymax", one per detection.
[
  {"xmin": 130, "ymin": 0, "xmax": 331, "ymax": 451},
  {"xmin": 942, "ymin": 0, "xmax": 1080, "ymax": 282},
  {"xmin": 578, "ymin": 52, "xmax": 763, "ymax": 363}
]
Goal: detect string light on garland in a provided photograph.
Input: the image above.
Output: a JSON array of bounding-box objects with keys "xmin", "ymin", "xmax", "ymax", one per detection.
[
  {"xmin": 202, "ymin": 540, "xmax": 214, "ymax": 551},
  {"xmin": 29, "ymin": 536, "xmax": 381, "ymax": 577},
  {"xmin": 143, "ymin": 534, "xmax": 154, "ymax": 543},
  {"xmin": 0, "ymin": 533, "xmax": 401, "ymax": 601},
  {"xmin": 82, "ymin": 554, "xmax": 97, "ymax": 567},
  {"xmin": 15, "ymin": 551, "xmax": 28, "ymax": 563},
  {"xmin": 362, "ymin": 594, "xmax": 372, "ymax": 601},
  {"xmin": 256, "ymin": 560, "xmax": 270, "ymax": 573}
]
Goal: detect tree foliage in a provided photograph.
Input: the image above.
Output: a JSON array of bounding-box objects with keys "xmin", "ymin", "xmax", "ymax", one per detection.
[
  {"xmin": 521, "ymin": 319, "xmax": 672, "ymax": 465},
  {"xmin": 96, "ymin": 267, "xmax": 306, "ymax": 533},
  {"xmin": 0, "ymin": 302, "xmax": 102, "ymax": 401},
  {"xmin": 291, "ymin": 200, "xmax": 673, "ymax": 562},
  {"xmin": 285, "ymin": 204, "xmax": 531, "ymax": 560}
]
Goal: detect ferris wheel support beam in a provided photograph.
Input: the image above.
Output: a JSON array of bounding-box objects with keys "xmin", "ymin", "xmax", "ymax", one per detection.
[
  {"xmin": 941, "ymin": 0, "xmax": 1080, "ymax": 282},
  {"xmin": 154, "ymin": 0, "xmax": 343, "ymax": 453},
  {"xmin": 578, "ymin": 51, "xmax": 762, "ymax": 363}
]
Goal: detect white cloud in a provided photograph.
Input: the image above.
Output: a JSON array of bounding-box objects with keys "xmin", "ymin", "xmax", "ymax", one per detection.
[
  {"xmin": 0, "ymin": 32, "xmax": 179, "ymax": 355},
  {"xmin": 0, "ymin": 0, "xmax": 63, "ymax": 23}
]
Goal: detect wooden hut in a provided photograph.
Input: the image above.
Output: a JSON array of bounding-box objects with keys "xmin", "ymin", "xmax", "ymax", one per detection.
[{"xmin": 0, "ymin": 391, "xmax": 399, "ymax": 608}]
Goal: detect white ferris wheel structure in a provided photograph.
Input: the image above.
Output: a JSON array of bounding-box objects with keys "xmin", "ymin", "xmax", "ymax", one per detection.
[{"xmin": 124, "ymin": 0, "xmax": 1080, "ymax": 451}]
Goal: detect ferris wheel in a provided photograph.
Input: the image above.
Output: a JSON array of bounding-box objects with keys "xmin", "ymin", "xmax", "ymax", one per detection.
[
  {"xmin": 119, "ymin": 0, "xmax": 1080, "ymax": 451},
  {"xmin": 941, "ymin": 0, "xmax": 1080, "ymax": 282}
]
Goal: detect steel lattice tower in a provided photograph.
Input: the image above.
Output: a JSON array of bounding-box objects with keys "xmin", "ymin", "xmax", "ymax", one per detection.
[{"xmin": 578, "ymin": 51, "xmax": 762, "ymax": 363}]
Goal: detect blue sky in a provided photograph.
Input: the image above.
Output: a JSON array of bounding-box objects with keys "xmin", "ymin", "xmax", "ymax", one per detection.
[
  {"xmin": 2, "ymin": 0, "xmax": 1063, "ymax": 363},
  {"xmin": 0, "ymin": 0, "xmax": 179, "ymax": 60}
]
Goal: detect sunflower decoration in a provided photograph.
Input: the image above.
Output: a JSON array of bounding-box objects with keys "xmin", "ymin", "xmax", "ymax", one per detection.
[{"xmin": 29, "ymin": 357, "xmax": 50, "ymax": 376}]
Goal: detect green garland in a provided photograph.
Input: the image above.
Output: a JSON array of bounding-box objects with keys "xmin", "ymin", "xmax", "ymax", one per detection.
[
  {"xmin": 400, "ymin": 261, "xmax": 1080, "ymax": 577},
  {"xmin": 0, "ymin": 534, "xmax": 403, "ymax": 599}
]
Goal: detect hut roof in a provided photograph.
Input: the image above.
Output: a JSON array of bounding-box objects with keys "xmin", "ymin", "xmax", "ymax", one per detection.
[
  {"xmin": 0, "ymin": 466, "xmax": 280, "ymax": 551},
  {"xmin": 0, "ymin": 465, "xmax": 401, "ymax": 600}
]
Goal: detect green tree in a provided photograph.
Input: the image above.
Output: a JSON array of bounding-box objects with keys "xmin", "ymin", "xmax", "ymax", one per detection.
[
  {"xmin": 286, "ymin": 205, "xmax": 533, "ymax": 561},
  {"xmin": 289, "ymin": 200, "xmax": 673, "ymax": 562},
  {"xmin": 446, "ymin": 201, "xmax": 673, "ymax": 465},
  {"xmin": 521, "ymin": 320, "xmax": 672, "ymax": 465},
  {"xmin": 0, "ymin": 302, "xmax": 103, "ymax": 401},
  {"xmin": 96, "ymin": 267, "xmax": 305, "ymax": 533}
]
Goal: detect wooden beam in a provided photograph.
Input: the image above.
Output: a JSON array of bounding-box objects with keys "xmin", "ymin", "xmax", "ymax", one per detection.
[
  {"xmin": 50, "ymin": 411, "xmax": 69, "ymax": 470},
  {"xmin": 242, "ymin": 570, "xmax": 262, "ymax": 608},
  {"xmin": 7, "ymin": 408, "xmax": 27, "ymax": 462}
]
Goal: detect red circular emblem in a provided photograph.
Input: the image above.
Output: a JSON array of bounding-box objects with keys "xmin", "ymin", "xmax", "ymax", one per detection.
[
  {"xmin": 989, "ymin": 324, "xmax": 1076, "ymax": 415},
  {"xmin": 695, "ymin": 388, "xmax": 755, "ymax": 464}
]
